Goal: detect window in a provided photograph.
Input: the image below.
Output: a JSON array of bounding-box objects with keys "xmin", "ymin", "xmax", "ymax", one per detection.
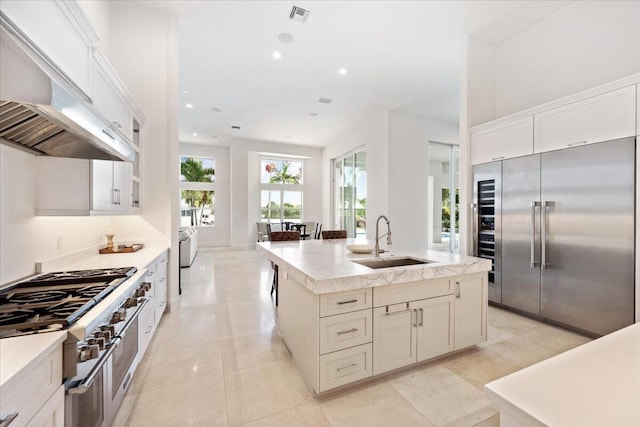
[
  {"xmin": 260, "ymin": 158, "xmax": 303, "ymax": 223},
  {"xmin": 333, "ymin": 150, "xmax": 366, "ymax": 237},
  {"xmin": 180, "ymin": 156, "xmax": 215, "ymax": 227}
]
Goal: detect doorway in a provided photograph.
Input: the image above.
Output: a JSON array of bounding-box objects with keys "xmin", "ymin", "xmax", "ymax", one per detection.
[{"xmin": 333, "ymin": 150, "xmax": 366, "ymax": 237}]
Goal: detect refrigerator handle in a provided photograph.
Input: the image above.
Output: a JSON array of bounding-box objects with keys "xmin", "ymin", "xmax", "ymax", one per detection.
[
  {"xmin": 471, "ymin": 203, "xmax": 478, "ymax": 257},
  {"xmin": 531, "ymin": 202, "xmax": 541, "ymax": 268},
  {"xmin": 541, "ymin": 201, "xmax": 552, "ymax": 269}
]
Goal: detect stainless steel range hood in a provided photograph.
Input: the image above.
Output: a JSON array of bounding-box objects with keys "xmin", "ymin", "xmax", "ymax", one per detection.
[{"xmin": 0, "ymin": 16, "xmax": 135, "ymax": 162}]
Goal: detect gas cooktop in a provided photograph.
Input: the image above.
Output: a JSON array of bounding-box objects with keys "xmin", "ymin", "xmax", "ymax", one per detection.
[{"xmin": 0, "ymin": 266, "xmax": 137, "ymax": 336}]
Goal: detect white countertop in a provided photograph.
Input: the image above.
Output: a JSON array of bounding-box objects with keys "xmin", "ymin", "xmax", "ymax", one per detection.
[
  {"xmin": 0, "ymin": 331, "xmax": 67, "ymax": 387},
  {"xmin": 256, "ymin": 239, "xmax": 491, "ymax": 294},
  {"xmin": 485, "ymin": 322, "xmax": 640, "ymax": 426}
]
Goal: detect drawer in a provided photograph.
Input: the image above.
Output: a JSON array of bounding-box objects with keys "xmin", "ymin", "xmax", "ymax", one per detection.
[
  {"xmin": 319, "ymin": 343, "xmax": 372, "ymax": 392},
  {"xmin": 319, "ymin": 310, "xmax": 372, "ymax": 355},
  {"xmin": 320, "ymin": 288, "xmax": 372, "ymax": 317},
  {"xmin": 1, "ymin": 345, "xmax": 63, "ymax": 427},
  {"xmin": 373, "ymin": 278, "xmax": 453, "ymax": 307},
  {"xmin": 26, "ymin": 384, "xmax": 64, "ymax": 427}
]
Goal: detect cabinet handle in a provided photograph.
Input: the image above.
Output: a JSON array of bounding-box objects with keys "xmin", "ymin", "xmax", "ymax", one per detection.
[
  {"xmin": 337, "ymin": 328, "xmax": 358, "ymax": 335},
  {"xmin": 471, "ymin": 203, "xmax": 478, "ymax": 257},
  {"xmin": 145, "ymin": 325, "xmax": 153, "ymax": 334},
  {"xmin": 337, "ymin": 299, "xmax": 358, "ymax": 305},
  {"xmin": 112, "ymin": 189, "xmax": 118, "ymax": 204},
  {"xmin": 112, "ymin": 121, "xmax": 123, "ymax": 129},
  {"xmin": 455, "ymin": 282, "xmax": 461, "ymax": 298},
  {"xmin": 0, "ymin": 412, "xmax": 19, "ymax": 427},
  {"xmin": 418, "ymin": 308, "xmax": 423, "ymax": 326},
  {"xmin": 102, "ymin": 129, "xmax": 115, "ymax": 140},
  {"xmin": 567, "ymin": 140, "xmax": 587, "ymax": 147},
  {"xmin": 413, "ymin": 309, "xmax": 418, "ymax": 327},
  {"xmin": 337, "ymin": 362, "xmax": 357, "ymax": 372},
  {"xmin": 531, "ymin": 201, "xmax": 540, "ymax": 268},
  {"xmin": 491, "ymin": 156, "xmax": 505, "ymax": 160},
  {"xmin": 385, "ymin": 307, "xmax": 412, "ymax": 317}
]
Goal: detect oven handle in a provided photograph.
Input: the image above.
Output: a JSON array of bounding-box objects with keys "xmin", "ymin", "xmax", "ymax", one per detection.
[
  {"xmin": 119, "ymin": 297, "xmax": 150, "ymax": 338},
  {"xmin": 67, "ymin": 336, "xmax": 121, "ymax": 395}
]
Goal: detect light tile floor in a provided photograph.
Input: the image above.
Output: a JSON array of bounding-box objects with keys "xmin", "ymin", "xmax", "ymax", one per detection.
[{"xmin": 114, "ymin": 248, "xmax": 591, "ymax": 427}]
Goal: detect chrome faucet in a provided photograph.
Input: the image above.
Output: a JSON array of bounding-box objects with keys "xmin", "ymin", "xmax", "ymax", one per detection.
[{"xmin": 375, "ymin": 215, "xmax": 392, "ymax": 258}]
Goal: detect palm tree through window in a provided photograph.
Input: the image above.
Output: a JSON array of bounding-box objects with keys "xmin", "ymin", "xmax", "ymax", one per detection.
[
  {"xmin": 260, "ymin": 158, "xmax": 303, "ymax": 224},
  {"xmin": 180, "ymin": 156, "xmax": 215, "ymax": 227}
]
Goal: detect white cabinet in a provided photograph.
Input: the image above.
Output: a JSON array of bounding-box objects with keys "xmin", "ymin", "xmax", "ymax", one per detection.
[
  {"xmin": 153, "ymin": 251, "xmax": 168, "ymax": 325},
  {"xmin": 0, "ymin": 339, "xmax": 63, "ymax": 427},
  {"xmin": 91, "ymin": 160, "xmax": 133, "ymax": 212},
  {"xmin": 372, "ymin": 295, "xmax": 454, "ymax": 376},
  {"xmin": 138, "ymin": 297, "xmax": 156, "ymax": 356},
  {"xmin": 1, "ymin": 0, "xmax": 95, "ymax": 97},
  {"xmin": 534, "ymin": 85, "xmax": 636, "ymax": 153},
  {"xmin": 454, "ymin": 273, "xmax": 487, "ymax": 350},
  {"xmin": 471, "ymin": 117, "xmax": 534, "ymax": 165},
  {"xmin": 35, "ymin": 157, "xmax": 136, "ymax": 215},
  {"xmin": 92, "ymin": 53, "xmax": 133, "ymax": 142}
]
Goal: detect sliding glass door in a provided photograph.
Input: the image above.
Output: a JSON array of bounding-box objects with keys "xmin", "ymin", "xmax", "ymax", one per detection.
[
  {"xmin": 334, "ymin": 150, "xmax": 366, "ymax": 237},
  {"xmin": 428, "ymin": 142, "xmax": 459, "ymax": 253}
]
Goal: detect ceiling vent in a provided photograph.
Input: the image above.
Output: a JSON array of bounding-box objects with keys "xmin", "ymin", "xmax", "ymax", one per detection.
[
  {"xmin": 289, "ymin": 6, "xmax": 310, "ymax": 23},
  {"xmin": 231, "ymin": 125, "xmax": 241, "ymax": 130},
  {"xmin": 318, "ymin": 97, "xmax": 333, "ymax": 104}
]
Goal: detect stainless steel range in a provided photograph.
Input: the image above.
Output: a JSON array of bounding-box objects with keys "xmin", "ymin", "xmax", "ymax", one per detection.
[{"xmin": 0, "ymin": 266, "xmax": 152, "ymax": 427}]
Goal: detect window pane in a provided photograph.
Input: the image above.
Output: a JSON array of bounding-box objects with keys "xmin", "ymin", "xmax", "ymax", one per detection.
[
  {"xmin": 261, "ymin": 159, "xmax": 303, "ymax": 184},
  {"xmin": 261, "ymin": 191, "xmax": 282, "ymax": 223},
  {"xmin": 181, "ymin": 156, "xmax": 215, "ymax": 183},
  {"xmin": 282, "ymin": 191, "xmax": 302, "ymax": 222},
  {"xmin": 355, "ymin": 151, "xmax": 367, "ymax": 237},
  {"xmin": 180, "ymin": 189, "xmax": 215, "ymax": 227}
]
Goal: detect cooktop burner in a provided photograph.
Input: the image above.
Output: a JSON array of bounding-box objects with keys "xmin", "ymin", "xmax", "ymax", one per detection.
[{"xmin": 0, "ymin": 266, "xmax": 137, "ymax": 336}]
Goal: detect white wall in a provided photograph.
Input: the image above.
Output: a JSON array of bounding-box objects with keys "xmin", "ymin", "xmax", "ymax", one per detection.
[
  {"xmin": 228, "ymin": 138, "xmax": 323, "ymax": 247},
  {"xmin": 323, "ymin": 111, "xmax": 389, "ymax": 237},
  {"xmin": 108, "ymin": 2, "xmax": 180, "ymax": 307},
  {"xmin": 77, "ymin": 0, "xmax": 111, "ymax": 56},
  {"xmin": 494, "ymin": 1, "xmax": 640, "ymax": 117},
  {"xmin": 179, "ymin": 143, "xmax": 230, "ymax": 246},
  {"xmin": 388, "ymin": 111, "xmax": 458, "ymax": 249}
]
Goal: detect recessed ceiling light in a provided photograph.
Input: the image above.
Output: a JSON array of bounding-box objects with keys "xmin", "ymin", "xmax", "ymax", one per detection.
[
  {"xmin": 272, "ymin": 51, "xmax": 282, "ymax": 59},
  {"xmin": 309, "ymin": 112, "xmax": 318, "ymax": 117},
  {"xmin": 192, "ymin": 133, "xmax": 198, "ymax": 136},
  {"xmin": 286, "ymin": 136, "xmax": 293, "ymax": 139},
  {"xmin": 318, "ymin": 97, "xmax": 333, "ymax": 104},
  {"xmin": 185, "ymin": 103, "xmax": 194, "ymax": 109},
  {"xmin": 338, "ymin": 68, "xmax": 347, "ymax": 76},
  {"xmin": 182, "ymin": 90, "xmax": 191, "ymax": 94},
  {"xmin": 278, "ymin": 32, "xmax": 294, "ymax": 44},
  {"xmin": 211, "ymin": 107, "xmax": 222, "ymax": 113}
]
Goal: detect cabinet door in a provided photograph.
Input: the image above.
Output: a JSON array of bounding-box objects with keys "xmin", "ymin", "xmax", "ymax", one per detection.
[
  {"xmin": 470, "ymin": 117, "xmax": 534, "ymax": 165},
  {"xmin": 372, "ymin": 303, "xmax": 416, "ymax": 375},
  {"xmin": 1, "ymin": 0, "xmax": 93, "ymax": 97},
  {"xmin": 454, "ymin": 274, "xmax": 487, "ymax": 350},
  {"xmin": 416, "ymin": 295, "xmax": 454, "ymax": 362},
  {"xmin": 534, "ymin": 85, "xmax": 636, "ymax": 154},
  {"xmin": 113, "ymin": 161, "xmax": 132, "ymax": 210},
  {"xmin": 93, "ymin": 60, "xmax": 133, "ymax": 141},
  {"xmin": 91, "ymin": 160, "xmax": 114, "ymax": 211},
  {"xmin": 138, "ymin": 301, "xmax": 155, "ymax": 356}
]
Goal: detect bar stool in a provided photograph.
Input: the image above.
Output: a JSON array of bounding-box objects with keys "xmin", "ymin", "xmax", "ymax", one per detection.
[{"xmin": 268, "ymin": 231, "xmax": 300, "ymax": 305}]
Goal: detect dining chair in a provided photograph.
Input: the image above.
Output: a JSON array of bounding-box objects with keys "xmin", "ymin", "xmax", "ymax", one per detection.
[
  {"xmin": 314, "ymin": 222, "xmax": 322, "ymax": 239},
  {"xmin": 256, "ymin": 222, "xmax": 269, "ymax": 242},
  {"xmin": 301, "ymin": 221, "xmax": 316, "ymax": 240},
  {"xmin": 267, "ymin": 230, "xmax": 300, "ymax": 306},
  {"xmin": 321, "ymin": 230, "xmax": 347, "ymax": 239}
]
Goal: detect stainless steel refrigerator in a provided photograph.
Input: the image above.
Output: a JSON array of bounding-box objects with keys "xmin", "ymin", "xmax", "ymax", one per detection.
[{"xmin": 474, "ymin": 137, "xmax": 635, "ymax": 336}]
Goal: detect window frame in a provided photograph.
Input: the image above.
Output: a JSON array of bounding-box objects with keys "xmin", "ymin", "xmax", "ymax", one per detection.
[{"xmin": 260, "ymin": 156, "xmax": 305, "ymax": 224}]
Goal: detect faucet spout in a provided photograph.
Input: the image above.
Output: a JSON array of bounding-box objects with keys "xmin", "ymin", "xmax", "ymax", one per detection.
[{"xmin": 375, "ymin": 215, "xmax": 392, "ymax": 258}]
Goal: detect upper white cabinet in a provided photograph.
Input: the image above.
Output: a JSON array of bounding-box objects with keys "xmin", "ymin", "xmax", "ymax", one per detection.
[
  {"xmin": 93, "ymin": 54, "xmax": 133, "ymax": 142},
  {"xmin": 91, "ymin": 160, "xmax": 133, "ymax": 212},
  {"xmin": 35, "ymin": 157, "xmax": 136, "ymax": 215},
  {"xmin": 1, "ymin": 0, "xmax": 95, "ymax": 98},
  {"xmin": 470, "ymin": 117, "xmax": 534, "ymax": 165},
  {"xmin": 534, "ymin": 85, "xmax": 636, "ymax": 153}
]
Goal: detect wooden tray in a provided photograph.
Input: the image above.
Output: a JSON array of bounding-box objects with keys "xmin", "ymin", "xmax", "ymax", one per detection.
[{"xmin": 99, "ymin": 244, "xmax": 144, "ymax": 254}]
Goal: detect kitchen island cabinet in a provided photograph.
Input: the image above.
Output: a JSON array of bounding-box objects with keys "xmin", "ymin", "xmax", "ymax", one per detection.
[{"xmin": 257, "ymin": 239, "xmax": 490, "ymax": 394}]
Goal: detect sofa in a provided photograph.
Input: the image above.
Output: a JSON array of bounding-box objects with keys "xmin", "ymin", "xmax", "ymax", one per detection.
[{"xmin": 179, "ymin": 226, "xmax": 198, "ymax": 267}]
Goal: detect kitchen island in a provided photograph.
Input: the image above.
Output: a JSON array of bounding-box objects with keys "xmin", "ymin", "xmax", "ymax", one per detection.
[
  {"xmin": 257, "ymin": 239, "xmax": 492, "ymax": 394},
  {"xmin": 485, "ymin": 322, "xmax": 640, "ymax": 427}
]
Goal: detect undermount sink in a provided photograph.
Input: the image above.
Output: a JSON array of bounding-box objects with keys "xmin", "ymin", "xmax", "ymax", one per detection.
[{"xmin": 352, "ymin": 256, "xmax": 435, "ymax": 269}]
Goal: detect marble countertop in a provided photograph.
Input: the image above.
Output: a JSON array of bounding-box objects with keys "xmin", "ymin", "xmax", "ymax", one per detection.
[
  {"xmin": 0, "ymin": 331, "xmax": 67, "ymax": 387},
  {"xmin": 485, "ymin": 322, "xmax": 640, "ymax": 426},
  {"xmin": 256, "ymin": 238, "xmax": 491, "ymax": 294}
]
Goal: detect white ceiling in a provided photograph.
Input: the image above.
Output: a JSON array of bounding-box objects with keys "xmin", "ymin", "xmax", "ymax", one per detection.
[{"xmin": 147, "ymin": 1, "xmax": 569, "ymax": 148}]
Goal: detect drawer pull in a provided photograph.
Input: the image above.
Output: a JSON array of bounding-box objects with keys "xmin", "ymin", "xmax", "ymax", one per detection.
[
  {"xmin": 567, "ymin": 140, "xmax": 587, "ymax": 147},
  {"xmin": 0, "ymin": 412, "xmax": 19, "ymax": 427},
  {"xmin": 337, "ymin": 299, "xmax": 358, "ymax": 305},
  {"xmin": 337, "ymin": 362, "xmax": 358, "ymax": 372},
  {"xmin": 337, "ymin": 327, "xmax": 358, "ymax": 335}
]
